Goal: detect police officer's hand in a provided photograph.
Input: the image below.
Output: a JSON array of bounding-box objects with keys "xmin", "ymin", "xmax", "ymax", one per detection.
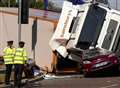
[{"xmin": 24, "ymin": 64, "xmax": 27, "ymax": 67}]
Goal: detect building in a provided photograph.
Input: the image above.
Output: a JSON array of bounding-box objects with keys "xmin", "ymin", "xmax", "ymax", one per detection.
[{"xmin": 0, "ymin": 7, "xmax": 60, "ymax": 72}]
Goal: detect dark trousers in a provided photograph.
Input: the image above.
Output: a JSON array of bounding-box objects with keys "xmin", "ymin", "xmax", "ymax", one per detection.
[
  {"xmin": 14, "ymin": 64, "xmax": 24, "ymax": 88},
  {"xmin": 5, "ymin": 64, "xmax": 13, "ymax": 84}
]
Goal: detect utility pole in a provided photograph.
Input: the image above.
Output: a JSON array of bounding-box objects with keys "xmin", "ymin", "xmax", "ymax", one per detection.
[
  {"xmin": 18, "ymin": 0, "xmax": 29, "ymax": 43},
  {"xmin": 18, "ymin": 0, "xmax": 22, "ymax": 43},
  {"xmin": 116, "ymin": 0, "xmax": 118, "ymax": 10},
  {"xmin": 8, "ymin": 0, "xmax": 10, "ymax": 7}
]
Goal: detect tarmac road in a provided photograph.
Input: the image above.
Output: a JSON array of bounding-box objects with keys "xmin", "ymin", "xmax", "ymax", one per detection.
[{"xmin": 23, "ymin": 74, "xmax": 120, "ymax": 88}]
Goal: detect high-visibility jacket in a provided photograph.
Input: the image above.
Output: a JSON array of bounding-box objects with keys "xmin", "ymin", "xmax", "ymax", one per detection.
[
  {"xmin": 14, "ymin": 48, "xmax": 27, "ymax": 64},
  {"xmin": 3, "ymin": 47, "xmax": 15, "ymax": 64}
]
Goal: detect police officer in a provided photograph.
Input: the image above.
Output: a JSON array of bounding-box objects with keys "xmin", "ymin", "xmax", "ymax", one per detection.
[
  {"xmin": 14, "ymin": 41, "xmax": 28, "ymax": 88},
  {"xmin": 3, "ymin": 40, "xmax": 15, "ymax": 85}
]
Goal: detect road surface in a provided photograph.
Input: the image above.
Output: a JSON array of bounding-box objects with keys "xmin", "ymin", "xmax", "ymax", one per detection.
[{"xmin": 23, "ymin": 74, "xmax": 120, "ymax": 88}]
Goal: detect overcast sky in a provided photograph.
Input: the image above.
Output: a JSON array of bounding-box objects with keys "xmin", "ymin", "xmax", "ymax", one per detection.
[
  {"xmin": 50, "ymin": 0, "xmax": 120, "ymax": 10},
  {"xmin": 108, "ymin": 0, "xmax": 120, "ymax": 10}
]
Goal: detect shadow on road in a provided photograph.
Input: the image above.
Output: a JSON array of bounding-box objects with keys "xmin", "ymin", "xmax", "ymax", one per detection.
[
  {"xmin": 23, "ymin": 82, "xmax": 42, "ymax": 88},
  {"xmin": 85, "ymin": 71, "xmax": 120, "ymax": 78}
]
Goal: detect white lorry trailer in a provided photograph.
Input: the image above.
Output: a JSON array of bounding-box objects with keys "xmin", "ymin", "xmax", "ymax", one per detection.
[{"xmin": 49, "ymin": 1, "xmax": 120, "ymax": 73}]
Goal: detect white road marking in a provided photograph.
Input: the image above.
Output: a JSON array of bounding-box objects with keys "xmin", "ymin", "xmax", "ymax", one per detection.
[
  {"xmin": 100, "ymin": 84, "xmax": 119, "ymax": 88},
  {"xmin": 106, "ymin": 81, "xmax": 112, "ymax": 83},
  {"xmin": 44, "ymin": 74, "xmax": 83, "ymax": 79}
]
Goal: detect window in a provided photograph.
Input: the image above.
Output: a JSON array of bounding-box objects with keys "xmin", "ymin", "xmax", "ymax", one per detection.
[
  {"xmin": 69, "ymin": 17, "xmax": 80, "ymax": 33},
  {"xmin": 102, "ymin": 20, "xmax": 118, "ymax": 50},
  {"xmin": 76, "ymin": 4, "xmax": 107, "ymax": 49},
  {"xmin": 83, "ymin": 48, "xmax": 111, "ymax": 59},
  {"xmin": 112, "ymin": 25, "xmax": 120, "ymax": 52}
]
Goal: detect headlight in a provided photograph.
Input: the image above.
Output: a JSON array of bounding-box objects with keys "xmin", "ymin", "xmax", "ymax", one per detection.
[
  {"xmin": 108, "ymin": 53, "xmax": 115, "ymax": 58},
  {"xmin": 83, "ymin": 61, "xmax": 91, "ymax": 64}
]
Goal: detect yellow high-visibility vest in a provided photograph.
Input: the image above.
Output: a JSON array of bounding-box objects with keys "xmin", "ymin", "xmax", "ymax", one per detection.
[
  {"xmin": 3, "ymin": 47, "xmax": 15, "ymax": 64},
  {"xmin": 14, "ymin": 48, "xmax": 27, "ymax": 64}
]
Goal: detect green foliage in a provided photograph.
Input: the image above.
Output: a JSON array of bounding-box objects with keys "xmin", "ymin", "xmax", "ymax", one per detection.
[
  {"xmin": 29, "ymin": 0, "xmax": 36, "ymax": 8},
  {"xmin": 48, "ymin": 1, "xmax": 61, "ymax": 12},
  {"xmin": 35, "ymin": 1, "xmax": 44, "ymax": 9},
  {"xmin": 0, "ymin": 0, "xmax": 44, "ymax": 9},
  {"xmin": 0, "ymin": 0, "xmax": 61, "ymax": 12},
  {"xmin": 10, "ymin": 0, "xmax": 16, "ymax": 7},
  {"xmin": 29, "ymin": 0, "xmax": 44, "ymax": 9},
  {"xmin": 0, "ymin": 0, "xmax": 7, "ymax": 7},
  {"xmin": 0, "ymin": 0, "xmax": 16, "ymax": 7}
]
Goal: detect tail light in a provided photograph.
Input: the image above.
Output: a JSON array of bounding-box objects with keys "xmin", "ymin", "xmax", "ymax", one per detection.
[
  {"xmin": 108, "ymin": 53, "xmax": 118, "ymax": 64},
  {"xmin": 113, "ymin": 59, "xmax": 118, "ymax": 64}
]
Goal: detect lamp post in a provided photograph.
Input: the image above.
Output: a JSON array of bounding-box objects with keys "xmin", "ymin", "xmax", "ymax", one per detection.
[
  {"xmin": 8, "ymin": 0, "xmax": 10, "ymax": 7},
  {"xmin": 18, "ymin": 0, "xmax": 22, "ymax": 43},
  {"xmin": 116, "ymin": 0, "xmax": 118, "ymax": 10}
]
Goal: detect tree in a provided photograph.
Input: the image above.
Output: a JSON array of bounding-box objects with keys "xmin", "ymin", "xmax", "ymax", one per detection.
[{"xmin": 0, "ymin": 0, "xmax": 16, "ymax": 7}]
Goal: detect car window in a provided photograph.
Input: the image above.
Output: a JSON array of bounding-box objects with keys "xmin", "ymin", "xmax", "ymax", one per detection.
[{"xmin": 83, "ymin": 48, "xmax": 111, "ymax": 59}]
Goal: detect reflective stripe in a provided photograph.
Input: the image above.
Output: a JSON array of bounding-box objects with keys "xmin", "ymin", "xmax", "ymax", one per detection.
[
  {"xmin": 15, "ymin": 52, "xmax": 23, "ymax": 56},
  {"xmin": 5, "ymin": 54, "xmax": 13, "ymax": 55},
  {"xmin": 14, "ymin": 60, "xmax": 25, "ymax": 64},
  {"xmin": 3, "ymin": 47, "xmax": 15, "ymax": 64},
  {"xmin": 4, "ymin": 58, "xmax": 13, "ymax": 64},
  {"xmin": 5, "ymin": 59, "xmax": 13, "ymax": 62},
  {"xmin": 14, "ymin": 48, "xmax": 27, "ymax": 64},
  {"xmin": 14, "ymin": 57, "xmax": 25, "ymax": 62},
  {"xmin": 4, "ymin": 56, "xmax": 14, "ymax": 58},
  {"xmin": 4, "ymin": 58, "xmax": 13, "ymax": 61},
  {"xmin": 14, "ymin": 55, "xmax": 23, "ymax": 57},
  {"xmin": 5, "ymin": 62, "xmax": 13, "ymax": 64},
  {"xmin": 14, "ymin": 57, "xmax": 24, "ymax": 60}
]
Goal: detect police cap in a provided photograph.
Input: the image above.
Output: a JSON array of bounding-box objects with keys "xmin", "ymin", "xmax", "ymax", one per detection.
[
  {"xmin": 19, "ymin": 41, "xmax": 25, "ymax": 45},
  {"xmin": 7, "ymin": 40, "xmax": 13, "ymax": 44}
]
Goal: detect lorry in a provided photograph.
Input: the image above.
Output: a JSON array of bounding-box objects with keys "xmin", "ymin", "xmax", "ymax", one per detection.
[{"xmin": 49, "ymin": 0, "xmax": 120, "ymax": 73}]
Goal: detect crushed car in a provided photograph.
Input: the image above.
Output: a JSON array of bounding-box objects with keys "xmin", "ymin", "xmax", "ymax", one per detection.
[{"xmin": 82, "ymin": 47, "xmax": 120, "ymax": 77}]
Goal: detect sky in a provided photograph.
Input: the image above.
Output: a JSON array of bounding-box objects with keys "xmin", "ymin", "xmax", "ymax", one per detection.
[
  {"xmin": 49, "ymin": 0, "xmax": 120, "ymax": 10},
  {"xmin": 108, "ymin": 0, "xmax": 120, "ymax": 10},
  {"xmin": 49, "ymin": 0, "xmax": 66, "ymax": 8}
]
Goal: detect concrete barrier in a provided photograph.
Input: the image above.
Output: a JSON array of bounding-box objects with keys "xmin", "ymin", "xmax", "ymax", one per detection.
[{"xmin": 0, "ymin": 65, "xmax": 5, "ymax": 84}]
